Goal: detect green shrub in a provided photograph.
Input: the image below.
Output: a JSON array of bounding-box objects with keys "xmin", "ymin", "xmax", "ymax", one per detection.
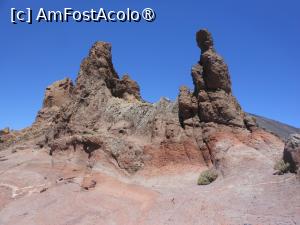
[
  {"xmin": 274, "ymin": 160, "xmax": 290, "ymax": 174},
  {"xmin": 197, "ymin": 169, "xmax": 218, "ymax": 185}
]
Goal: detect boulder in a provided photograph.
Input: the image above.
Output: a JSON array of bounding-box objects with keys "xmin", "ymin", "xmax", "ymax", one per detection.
[{"xmin": 283, "ymin": 134, "xmax": 300, "ymax": 173}]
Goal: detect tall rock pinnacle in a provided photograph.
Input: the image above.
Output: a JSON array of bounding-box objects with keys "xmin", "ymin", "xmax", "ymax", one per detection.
[
  {"xmin": 196, "ymin": 29, "xmax": 232, "ymax": 93},
  {"xmin": 179, "ymin": 29, "xmax": 255, "ymax": 128},
  {"xmin": 76, "ymin": 42, "xmax": 118, "ymax": 93},
  {"xmin": 76, "ymin": 41, "xmax": 141, "ymax": 101}
]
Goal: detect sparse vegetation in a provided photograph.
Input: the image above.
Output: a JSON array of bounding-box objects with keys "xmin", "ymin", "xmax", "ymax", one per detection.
[
  {"xmin": 197, "ymin": 169, "xmax": 218, "ymax": 185},
  {"xmin": 82, "ymin": 130, "xmax": 94, "ymax": 135},
  {"xmin": 274, "ymin": 159, "xmax": 290, "ymax": 175}
]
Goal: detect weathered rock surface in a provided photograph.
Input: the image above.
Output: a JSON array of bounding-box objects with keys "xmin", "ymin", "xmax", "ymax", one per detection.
[
  {"xmin": 284, "ymin": 134, "xmax": 300, "ymax": 173},
  {"xmin": 43, "ymin": 78, "xmax": 74, "ymax": 108},
  {"xmin": 196, "ymin": 29, "xmax": 231, "ymax": 93},
  {"xmin": 0, "ymin": 29, "xmax": 274, "ymax": 176},
  {"xmin": 1, "ymin": 129, "xmax": 299, "ymax": 225},
  {"xmin": 179, "ymin": 29, "xmax": 255, "ymax": 129},
  {"xmin": 0, "ymin": 28, "xmax": 299, "ymax": 225},
  {"xmin": 36, "ymin": 78, "xmax": 74, "ymax": 123}
]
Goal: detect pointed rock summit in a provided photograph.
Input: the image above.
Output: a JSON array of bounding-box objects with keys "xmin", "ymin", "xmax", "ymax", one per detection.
[
  {"xmin": 196, "ymin": 29, "xmax": 232, "ymax": 93},
  {"xmin": 76, "ymin": 41, "xmax": 141, "ymax": 102}
]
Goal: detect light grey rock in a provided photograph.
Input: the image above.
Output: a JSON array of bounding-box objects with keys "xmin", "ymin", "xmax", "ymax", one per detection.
[{"xmin": 284, "ymin": 134, "xmax": 300, "ymax": 173}]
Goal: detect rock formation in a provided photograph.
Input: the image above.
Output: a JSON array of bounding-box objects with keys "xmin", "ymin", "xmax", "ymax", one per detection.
[
  {"xmin": 0, "ymin": 29, "xmax": 267, "ymax": 176},
  {"xmin": 1, "ymin": 29, "xmax": 299, "ymax": 225},
  {"xmin": 36, "ymin": 78, "xmax": 74, "ymax": 123},
  {"xmin": 283, "ymin": 134, "xmax": 300, "ymax": 173},
  {"xmin": 179, "ymin": 29, "xmax": 254, "ymax": 128}
]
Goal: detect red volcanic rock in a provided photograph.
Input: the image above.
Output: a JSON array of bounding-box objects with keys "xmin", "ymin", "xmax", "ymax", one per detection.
[
  {"xmin": 0, "ymin": 29, "xmax": 267, "ymax": 176},
  {"xmin": 42, "ymin": 78, "xmax": 74, "ymax": 108},
  {"xmin": 1, "ymin": 29, "xmax": 299, "ymax": 225},
  {"xmin": 35, "ymin": 78, "xmax": 74, "ymax": 123},
  {"xmin": 76, "ymin": 41, "xmax": 141, "ymax": 101},
  {"xmin": 144, "ymin": 140, "xmax": 207, "ymax": 169}
]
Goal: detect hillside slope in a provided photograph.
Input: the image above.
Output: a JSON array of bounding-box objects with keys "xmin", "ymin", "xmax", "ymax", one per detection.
[{"xmin": 250, "ymin": 113, "xmax": 300, "ymax": 140}]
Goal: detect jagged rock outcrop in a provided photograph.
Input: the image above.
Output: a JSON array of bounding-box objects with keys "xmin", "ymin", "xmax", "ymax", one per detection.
[
  {"xmin": 36, "ymin": 78, "xmax": 74, "ymax": 123},
  {"xmin": 75, "ymin": 42, "xmax": 141, "ymax": 102},
  {"xmin": 1, "ymin": 29, "xmax": 299, "ymax": 225},
  {"xmin": 43, "ymin": 78, "xmax": 74, "ymax": 108},
  {"xmin": 179, "ymin": 29, "xmax": 254, "ymax": 128},
  {"xmin": 283, "ymin": 134, "xmax": 300, "ymax": 173},
  {"xmin": 1, "ymin": 29, "xmax": 264, "ymax": 175},
  {"xmin": 34, "ymin": 42, "xmax": 158, "ymax": 173}
]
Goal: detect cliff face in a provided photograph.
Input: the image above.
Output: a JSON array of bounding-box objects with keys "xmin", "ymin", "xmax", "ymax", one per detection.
[{"xmin": 0, "ymin": 29, "xmax": 278, "ymax": 175}]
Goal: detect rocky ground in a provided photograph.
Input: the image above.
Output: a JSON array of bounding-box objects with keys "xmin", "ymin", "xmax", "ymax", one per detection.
[
  {"xmin": 0, "ymin": 131, "xmax": 299, "ymax": 225},
  {"xmin": 0, "ymin": 29, "xmax": 299, "ymax": 225}
]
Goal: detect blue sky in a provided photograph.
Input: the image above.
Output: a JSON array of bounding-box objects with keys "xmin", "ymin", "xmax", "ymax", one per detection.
[{"xmin": 0, "ymin": 0, "xmax": 299, "ymax": 129}]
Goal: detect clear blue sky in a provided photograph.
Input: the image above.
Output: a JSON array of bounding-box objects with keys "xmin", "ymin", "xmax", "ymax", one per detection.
[{"xmin": 0, "ymin": 0, "xmax": 299, "ymax": 130}]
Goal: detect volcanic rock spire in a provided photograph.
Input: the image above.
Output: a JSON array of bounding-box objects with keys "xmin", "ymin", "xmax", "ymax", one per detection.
[
  {"xmin": 179, "ymin": 29, "xmax": 255, "ymax": 128},
  {"xmin": 196, "ymin": 29, "xmax": 232, "ymax": 93},
  {"xmin": 76, "ymin": 41, "xmax": 141, "ymax": 101}
]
